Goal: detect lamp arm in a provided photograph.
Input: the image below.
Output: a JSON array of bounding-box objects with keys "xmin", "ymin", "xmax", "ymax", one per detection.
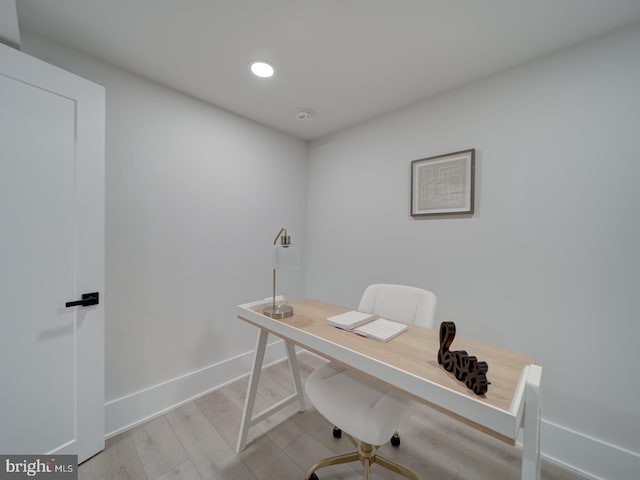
[{"xmin": 272, "ymin": 227, "xmax": 287, "ymax": 246}]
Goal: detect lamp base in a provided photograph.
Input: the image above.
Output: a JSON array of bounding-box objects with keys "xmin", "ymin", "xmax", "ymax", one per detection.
[{"xmin": 263, "ymin": 304, "xmax": 294, "ymax": 319}]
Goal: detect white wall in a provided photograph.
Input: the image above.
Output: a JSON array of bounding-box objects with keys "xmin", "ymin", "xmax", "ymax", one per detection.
[
  {"xmin": 307, "ymin": 24, "xmax": 640, "ymax": 477},
  {"xmin": 21, "ymin": 32, "xmax": 307, "ymax": 424},
  {"xmin": 0, "ymin": 0, "xmax": 20, "ymax": 48}
]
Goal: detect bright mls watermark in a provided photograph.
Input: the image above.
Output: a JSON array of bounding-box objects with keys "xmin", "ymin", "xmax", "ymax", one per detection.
[{"xmin": 1, "ymin": 455, "xmax": 77, "ymax": 479}]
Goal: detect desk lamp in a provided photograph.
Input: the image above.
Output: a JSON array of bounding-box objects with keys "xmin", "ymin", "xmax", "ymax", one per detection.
[{"xmin": 263, "ymin": 227, "xmax": 299, "ymax": 319}]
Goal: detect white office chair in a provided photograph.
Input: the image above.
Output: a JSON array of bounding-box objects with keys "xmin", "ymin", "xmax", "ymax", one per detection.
[{"xmin": 304, "ymin": 284, "xmax": 437, "ymax": 480}]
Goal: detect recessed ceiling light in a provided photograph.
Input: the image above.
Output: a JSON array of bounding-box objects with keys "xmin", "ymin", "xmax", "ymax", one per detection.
[{"xmin": 249, "ymin": 61, "xmax": 275, "ymax": 78}]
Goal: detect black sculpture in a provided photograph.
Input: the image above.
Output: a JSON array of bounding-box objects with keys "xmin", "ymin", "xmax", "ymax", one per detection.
[{"xmin": 437, "ymin": 321, "xmax": 490, "ymax": 395}]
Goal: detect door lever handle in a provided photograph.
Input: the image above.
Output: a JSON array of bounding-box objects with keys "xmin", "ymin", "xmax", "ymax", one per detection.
[{"xmin": 65, "ymin": 292, "xmax": 99, "ymax": 308}]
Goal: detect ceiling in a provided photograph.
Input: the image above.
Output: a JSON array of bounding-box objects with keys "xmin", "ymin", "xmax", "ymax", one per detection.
[{"xmin": 16, "ymin": 0, "xmax": 640, "ymax": 140}]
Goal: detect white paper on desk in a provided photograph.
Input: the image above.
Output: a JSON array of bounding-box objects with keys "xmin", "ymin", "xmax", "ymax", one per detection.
[
  {"xmin": 353, "ymin": 318, "xmax": 408, "ymax": 342},
  {"xmin": 327, "ymin": 310, "xmax": 375, "ymax": 330}
]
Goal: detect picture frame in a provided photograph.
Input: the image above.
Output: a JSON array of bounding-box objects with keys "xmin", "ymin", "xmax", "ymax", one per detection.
[{"xmin": 411, "ymin": 148, "xmax": 475, "ymax": 217}]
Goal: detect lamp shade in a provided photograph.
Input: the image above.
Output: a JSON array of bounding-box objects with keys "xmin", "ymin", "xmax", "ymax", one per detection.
[{"xmin": 273, "ymin": 244, "xmax": 299, "ymax": 270}]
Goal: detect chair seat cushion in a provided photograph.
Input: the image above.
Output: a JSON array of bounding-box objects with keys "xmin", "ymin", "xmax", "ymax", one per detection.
[{"xmin": 305, "ymin": 362, "xmax": 415, "ymax": 446}]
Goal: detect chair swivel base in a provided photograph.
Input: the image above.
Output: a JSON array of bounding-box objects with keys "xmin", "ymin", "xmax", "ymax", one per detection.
[
  {"xmin": 332, "ymin": 427, "xmax": 401, "ymax": 446},
  {"xmin": 304, "ymin": 433, "xmax": 419, "ymax": 480}
]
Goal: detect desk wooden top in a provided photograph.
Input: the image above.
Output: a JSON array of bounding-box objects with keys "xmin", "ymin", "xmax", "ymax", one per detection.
[
  {"xmin": 245, "ymin": 299, "xmax": 535, "ymax": 413},
  {"xmin": 239, "ymin": 298, "xmax": 537, "ymax": 443}
]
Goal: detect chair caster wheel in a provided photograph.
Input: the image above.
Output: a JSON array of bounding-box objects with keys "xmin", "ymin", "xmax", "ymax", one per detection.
[
  {"xmin": 391, "ymin": 432, "xmax": 400, "ymax": 447},
  {"xmin": 332, "ymin": 427, "xmax": 342, "ymax": 438},
  {"xmin": 309, "ymin": 473, "xmax": 319, "ymax": 480}
]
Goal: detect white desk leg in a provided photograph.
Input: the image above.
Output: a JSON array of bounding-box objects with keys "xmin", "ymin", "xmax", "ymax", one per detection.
[
  {"xmin": 237, "ymin": 328, "xmax": 269, "ymax": 453},
  {"xmin": 522, "ymin": 365, "xmax": 543, "ymax": 480},
  {"xmin": 285, "ymin": 342, "xmax": 306, "ymax": 412}
]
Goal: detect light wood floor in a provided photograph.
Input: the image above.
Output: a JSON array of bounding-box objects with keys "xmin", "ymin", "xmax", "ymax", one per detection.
[{"xmin": 78, "ymin": 353, "xmax": 586, "ymax": 480}]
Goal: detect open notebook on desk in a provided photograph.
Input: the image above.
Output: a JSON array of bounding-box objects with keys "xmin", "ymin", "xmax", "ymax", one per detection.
[
  {"xmin": 326, "ymin": 311, "xmax": 408, "ymax": 342},
  {"xmin": 326, "ymin": 310, "xmax": 374, "ymax": 329},
  {"xmin": 353, "ymin": 318, "xmax": 408, "ymax": 342}
]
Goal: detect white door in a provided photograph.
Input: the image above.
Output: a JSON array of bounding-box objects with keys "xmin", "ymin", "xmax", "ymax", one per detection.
[{"xmin": 0, "ymin": 43, "xmax": 105, "ymax": 463}]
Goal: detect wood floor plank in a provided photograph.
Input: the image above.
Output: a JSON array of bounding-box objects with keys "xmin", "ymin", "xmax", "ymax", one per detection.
[
  {"xmin": 291, "ymin": 407, "xmax": 355, "ymax": 455},
  {"xmin": 131, "ymin": 415, "xmax": 189, "ymax": 480},
  {"xmin": 195, "ymin": 388, "xmax": 268, "ymax": 450},
  {"xmin": 166, "ymin": 403, "xmax": 256, "ymax": 480},
  {"xmin": 77, "ymin": 461, "xmax": 93, "ymax": 480},
  {"xmin": 239, "ymin": 434, "xmax": 304, "ymax": 480},
  {"xmin": 222, "ymin": 377, "xmax": 270, "ymax": 412},
  {"xmin": 154, "ymin": 460, "xmax": 203, "ymax": 480},
  {"xmin": 255, "ymin": 367, "xmax": 294, "ymax": 404},
  {"xmin": 261, "ymin": 356, "xmax": 318, "ymax": 392},
  {"xmin": 264, "ymin": 405, "xmax": 305, "ymax": 449},
  {"xmin": 195, "ymin": 389, "xmax": 243, "ymax": 447},
  {"xmin": 374, "ymin": 420, "xmax": 459, "ymax": 480},
  {"xmin": 261, "ymin": 361, "xmax": 296, "ymax": 390},
  {"xmin": 411, "ymin": 406, "xmax": 520, "ymax": 480},
  {"xmin": 541, "ymin": 461, "xmax": 587, "ymax": 480},
  {"xmin": 415, "ymin": 405, "xmax": 520, "ymax": 464},
  {"xmin": 87, "ymin": 431, "xmax": 148, "ymax": 480},
  {"xmin": 283, "ymin": 431, "xmax": 359, "ymax": 479},
  {"xmin": 214, "ymin": 374, "xmax": 305, "ymax": 449}
]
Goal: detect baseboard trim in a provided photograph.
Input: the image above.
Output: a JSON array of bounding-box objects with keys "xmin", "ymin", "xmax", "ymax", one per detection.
[
  {"xmin": 104, "ymin": 339, "xmax": 289, "ymax": 438},
  {"xmin": 538, "ymin": 419, "xmax": 640, "ymax": 480}
]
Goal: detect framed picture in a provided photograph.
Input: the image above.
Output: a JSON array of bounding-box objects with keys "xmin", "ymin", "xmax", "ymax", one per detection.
[{"xmin": 411, "ymin": 148, "xmax": 475, "ymax": 217}]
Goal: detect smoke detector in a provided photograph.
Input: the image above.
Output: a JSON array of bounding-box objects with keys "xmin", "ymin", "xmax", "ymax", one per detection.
[{"xmin": 295, "ymin": 109, "xmax": 313, "ymax": 122}]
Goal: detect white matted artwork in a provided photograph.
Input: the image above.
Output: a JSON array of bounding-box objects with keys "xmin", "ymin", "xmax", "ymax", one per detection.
[{"xmin": 411, "ymin": 149, "xmax": 475, "ymax": 217}]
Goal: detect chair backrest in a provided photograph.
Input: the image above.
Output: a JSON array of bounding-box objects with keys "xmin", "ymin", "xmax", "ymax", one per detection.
[{"xmin": 358, "ymin": 283, "xmax": 437, "ymax": 329}]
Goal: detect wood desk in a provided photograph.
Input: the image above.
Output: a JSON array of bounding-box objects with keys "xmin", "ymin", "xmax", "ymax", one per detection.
[{"xmin": 237, "ymin": 299, "xmax": 542, "ymax": 480}]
